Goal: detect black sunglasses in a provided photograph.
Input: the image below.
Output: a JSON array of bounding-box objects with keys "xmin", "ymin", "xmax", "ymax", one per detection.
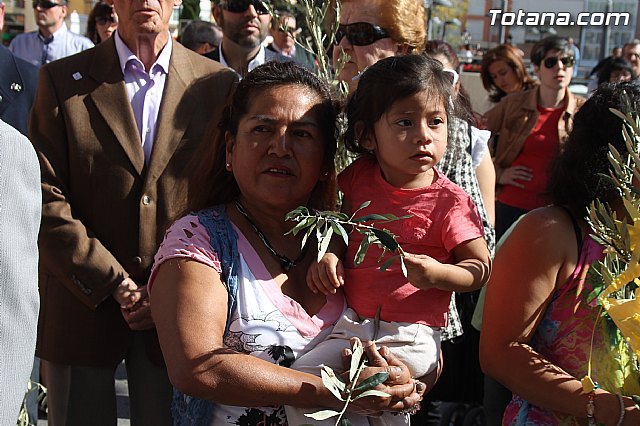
[
  {"xmin": 219, "ymin": 0, "xmax": 270, "ymax": 15},
  {"xmin": 32, "ymin": 0, "xmax": 64, "ymax": 9},
  {"xmin": 278, "ymin": 27, "xmax": 298, "ymax": 35},
  {"xmin": 96, "ymin": 16, "xmax": 117, "ymax": 25},
  {"xmin": 335, "ymin": 22, "xmax": 390, "ymax": 47},
  {"xmin": 543, "ymin": 56, "xmax": 575, "ymax": 69}
]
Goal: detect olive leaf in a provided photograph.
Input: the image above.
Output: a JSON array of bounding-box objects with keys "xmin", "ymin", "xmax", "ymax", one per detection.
[
  {"xmin": 585, "ymin": 96, "xmax": 640, "ymax": 390},
  {"xmin": 306, "ymin": 337, "xmax": 391, "ymax": 426},
  {"xmin": 286, "ymin": 202, "xmax": 410, "ymax": 274}
]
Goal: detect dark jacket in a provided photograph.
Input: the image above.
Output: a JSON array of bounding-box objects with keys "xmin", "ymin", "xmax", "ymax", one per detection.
[{"xmin": 0, "ymin": 45, "xmax": 38, "ymax": 136}]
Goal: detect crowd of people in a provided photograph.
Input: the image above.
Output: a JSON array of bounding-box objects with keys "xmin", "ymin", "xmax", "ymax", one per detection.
[{"xmin": 3, "ymin": 0, "xmax": 640, "ymax": 425}]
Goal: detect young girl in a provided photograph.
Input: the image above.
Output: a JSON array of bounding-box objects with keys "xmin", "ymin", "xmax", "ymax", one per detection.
[{"xmin": 285, "ymin": 54, "xmax": 491, "ymax": 425}]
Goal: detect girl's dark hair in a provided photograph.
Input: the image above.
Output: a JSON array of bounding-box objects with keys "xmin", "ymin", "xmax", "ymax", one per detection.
[
  {"xmin": 186, "ymin": 61, "xmax": 341, "ymax": 213},
  {"xmin": 424, "ymin": 39, "xmax": 476, "ymax": 125},
  {"xmin": 530, "ymin": 36, "xmax": 573, "ymax": 66},
  {"xmin": 547, "ymin": 81, "xmax": 640, "ymax": 215},
  {"xmin": 344, "ymin": 54, "xmax": 453, "ymax": 154},
  {"xmin": 481, "ymin": 44, "xmax": 538, "ymax": 103},
  {"xmin": 597, "ymin": 57, "xmax": 638, "ymax": 85},
  {"xmin": 85, "ymin": 2, "xmax": 116, "ymax": 44}
]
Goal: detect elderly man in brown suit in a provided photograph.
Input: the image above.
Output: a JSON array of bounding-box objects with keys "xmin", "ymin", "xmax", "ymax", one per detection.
[{"xmin": 28, "ymin": 0, "xmax": 237, "ymax": 421}]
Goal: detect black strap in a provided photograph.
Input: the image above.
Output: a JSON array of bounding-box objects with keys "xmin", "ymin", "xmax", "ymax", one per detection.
[{"xmin": 558, "ymin": 205, "xmax": 583, "ymax": 256}]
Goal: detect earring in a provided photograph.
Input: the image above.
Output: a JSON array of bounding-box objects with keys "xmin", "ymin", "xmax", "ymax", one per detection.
[{"xmin": 226, "ymin": 163, "xmax": 232, "ymax": 171}]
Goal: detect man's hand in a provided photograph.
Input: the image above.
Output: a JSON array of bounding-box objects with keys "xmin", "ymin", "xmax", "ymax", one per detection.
[
  {"xmin": 114, "ymin": 279, "xmax": 154, "ymax": 330},
  {"xmin": 113, "ymin": 277, "xmax": 143, "ymax": 309}
]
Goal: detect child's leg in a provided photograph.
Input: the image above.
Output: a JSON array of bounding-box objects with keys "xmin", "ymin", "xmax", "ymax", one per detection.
[{"xmin": 285, "ymin": 309, "xmax": 369, "ymax": 426}]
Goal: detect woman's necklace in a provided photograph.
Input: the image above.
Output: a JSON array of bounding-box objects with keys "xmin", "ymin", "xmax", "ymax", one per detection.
[{"xmin": 235, "ymin": 201, "xmax": 308, "ymax": 272}]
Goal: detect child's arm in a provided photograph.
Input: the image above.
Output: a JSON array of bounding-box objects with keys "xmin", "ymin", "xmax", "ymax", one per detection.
[
  {"xmin": 306, "ymin": 199, "xmax": 352, "ymax": 295},
  {"xmin": 403, "ymin": 237, "xmax": 491, "ymax": 293}
]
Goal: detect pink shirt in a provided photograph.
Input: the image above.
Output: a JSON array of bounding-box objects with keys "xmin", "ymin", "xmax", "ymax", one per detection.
[{"xmin": 338, "ymin": 156, "xmax": 484, "ymax": 327}]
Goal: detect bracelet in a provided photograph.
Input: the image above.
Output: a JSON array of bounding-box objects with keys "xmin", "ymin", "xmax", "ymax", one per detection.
[
  {"xmin": 616, "ymin": 394, "xmax": 625, "ymax": 426},
  {"xmin": 586, "ymin": 391, "xmax": 596, "ymax": 426}
]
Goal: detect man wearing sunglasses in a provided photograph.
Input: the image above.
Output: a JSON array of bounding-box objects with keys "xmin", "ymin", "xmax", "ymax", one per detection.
[
  {"xmin": 266, "ymin": 11, "xmax": 315, "ymax": 70},
  {"xmin": 8, "ymin": 0, "xmax": 93, "ymax": 67},
  {"xmin": 205, "ymin": 0, "xmax": 289, "ymax": 78},
  {"xmin": 28, "ymin": 0, "xmax": 237, "ymax": 422}
]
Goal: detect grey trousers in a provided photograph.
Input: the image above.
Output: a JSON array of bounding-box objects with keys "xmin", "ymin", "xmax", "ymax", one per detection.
[{"xmin": 42, "ymin": 331, "xmax": 173, "ymax": 426}]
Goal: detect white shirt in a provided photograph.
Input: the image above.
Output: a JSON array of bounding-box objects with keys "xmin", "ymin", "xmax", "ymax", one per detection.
[
  {"xmin": 114, "ymin": 31, "xmax": 172, "ymax": 164},
  {"xmin": 218, "ymin": 41, "xmax": 267, "ymax": 79}
]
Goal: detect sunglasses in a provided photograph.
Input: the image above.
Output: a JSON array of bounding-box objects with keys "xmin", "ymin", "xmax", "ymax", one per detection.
[
  {"xmin": 32, "ymin": 0, "xmax": 64, "ymax": 9},
  {"xmin": 219, "ymin": 0, "xmax": 270, "ymax": 15},
  {"xmin": 442, "ymin": 68, "xmax": 459, "ymax": 86},
  {"xmin": 278, "ymin": 27, "xmax": 300, "ymax": 36},
  {"xmin": 335, "ymin": 22, "xmax": 390, "ymax": 47},
  {"xmin": 543, "ymin": 56, "xmax": 575, "ymax": 69},
  {"xmin": 96, "ymin": 16, "xmax": 117, "ymax": 25}
]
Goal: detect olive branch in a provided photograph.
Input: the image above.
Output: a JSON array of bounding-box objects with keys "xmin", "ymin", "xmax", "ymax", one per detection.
[
  {"xmin": 583, "ymin": 95, "xmax": 640, "ymax": 401},
  {"xmin": 301, "ymin": 338, "xmax": 390, "ymax": 426},
  {"xmin": 285, "ymin": 201, "xmax": 411, "ymax": 276}
]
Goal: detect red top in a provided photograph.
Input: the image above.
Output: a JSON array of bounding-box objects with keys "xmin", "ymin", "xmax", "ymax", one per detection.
[
  {"xmin": 338, "ymin": 156, "xmax": 484, "ymax": 327},
  {"xmin": 498, "ymin": 105, "xmax": 565, "ymax": 210}
]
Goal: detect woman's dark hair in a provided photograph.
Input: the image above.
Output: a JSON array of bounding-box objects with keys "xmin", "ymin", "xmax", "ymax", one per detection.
[
  {"xmin": 344, "ymin": 54, "xmax": 453, "ymax": 154},
  {"xmin": 186, "ymin": 61, "xmax": 341, "ymax": 213},
  {"xmin": 481, "ymin": 44, "xmax": 538, "ymax": 103},
  {"xmin": 530, "ymin": 36, "xmax": 573, "ymax": 66},
  {"xmin": 597, "ymin": 57, "xmax": 637, "ymax": 85},
  {"xmin": 547, "ymin": 81, "xmax": 640, "ymax": 215},
  {"xmin": 85, "ymin": 2, "xmax": 116, "ymax": 44},
  {"xmin": 424, "ymin": 40, "xmax": 476, "ymax": 125}
]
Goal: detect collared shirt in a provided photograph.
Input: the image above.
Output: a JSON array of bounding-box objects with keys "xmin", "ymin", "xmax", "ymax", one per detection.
[
  {"xmin": 268, "ymin": 41, "xmax": 295, "ymax": 58},
  {"xmin": 218, "ymin": 41, "xmax": 267, "ymax": 79},
  {"xmin": 114, "ymin": 30, "xmax": 171, "ymax": 164},
  {"xmin": 9, "ymin": 23, "xmax": 94, "ymax": 67}
]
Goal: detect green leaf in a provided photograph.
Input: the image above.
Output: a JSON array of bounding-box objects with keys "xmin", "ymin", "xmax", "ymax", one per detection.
[
  {"xmin": 286, "ymin": 216, "xmax": 315, "ymax": 236},
  {"xmin": 351, "ymin": 201, "xmax": 371, "ymax": 218},
  {"xmin": 330, "ymin": 220, "xmax": 349, "ymax": 247},
  {"xmin": 351, "ymin": 214, "xmax": 394, "ymax": 223},
  {"xmin": 304, "ymin": 410, "xmax": 341, "ymax": 420},
  {"xmin": 340, "ymin": 419, "xmax": 353, "ymax": 426},
  {"xmin": 352, "ymin": 389, "xmax": 392, "ymax": 400},
  {"xmin": 317, "ymin": 225, "xmax": 334, "ymax": 262},
  {"xmin": 400, "ymin": 256, "xmax": 408, "ymax": 278},
  {"xmin": 285, "ymin": 206, "xmax": 309, "ymax": 221},
  {"xmin": 320, "ymin": 366, "xmax": 346, "ymax": 401},
  {"xmin": 371, "ymin": 228, "xmax": 399, "ymax": 252},
  {"xmin": 380, "ymin": 255, "xmax": 401, "ymax": 272},
  {"xmin": 354, "ymin": 237, "xmax": 370, "ymax": 266},
  {"xmin": 353, "ymin": 372, "xmax": 389, "ymax": 392},
  {"xmin": 300, "ymin": 225, "xmax": 315, "ymax": 251},
  {"xmin": 350, "ymin": 339, "xmax": 364, "ymax": 382}
]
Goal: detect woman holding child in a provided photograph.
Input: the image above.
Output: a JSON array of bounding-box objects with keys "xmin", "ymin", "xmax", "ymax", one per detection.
[{"xmin": 149, "ymin": 61, "xmax": 423, "ymax": 425}]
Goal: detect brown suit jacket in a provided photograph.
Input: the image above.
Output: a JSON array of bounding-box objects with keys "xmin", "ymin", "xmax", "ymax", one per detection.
[{"xmin": 30, "ymin": 37, "xmax": 237, "ymax": 367}]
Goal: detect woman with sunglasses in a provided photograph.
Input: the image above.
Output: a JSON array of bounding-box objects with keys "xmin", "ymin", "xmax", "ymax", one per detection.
[
  {"xmin": 484, "ymin": 36, "xmax": 584, "ymax": 242},
  {"xmin": 330, "ymin": 0, "xmax": 426, "ymax": 93},
  {"xmin": 85, "ymin": 2, "xmax": 118, "ymax": 45}
]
